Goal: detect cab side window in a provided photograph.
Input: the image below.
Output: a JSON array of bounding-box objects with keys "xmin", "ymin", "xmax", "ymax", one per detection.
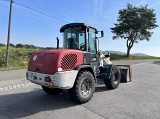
[
  {"xmin": 79, "ymin": 33, "xmax": 86, "ymax": 51},
  {"xmin": 88, "ymin": 28, "xmax": 96, "ymax": 54}
]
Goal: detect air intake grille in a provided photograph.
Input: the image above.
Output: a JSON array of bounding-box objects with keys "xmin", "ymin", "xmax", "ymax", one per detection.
[{"xmin": 61, "ymin": 53, "xmax": 77, "ymax": 70}]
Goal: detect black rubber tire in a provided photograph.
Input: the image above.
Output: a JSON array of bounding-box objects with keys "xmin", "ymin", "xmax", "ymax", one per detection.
[
  {"xmin": 42, "ymin": 86, "xmax": 63, "ymax": 95},
  {"xmin": 104, "ymin": 65, "xmax": 121, "ymax": 89},
  {"xmin": 68, "ymin": 71, "xmax": 95, "ymax": 104}
]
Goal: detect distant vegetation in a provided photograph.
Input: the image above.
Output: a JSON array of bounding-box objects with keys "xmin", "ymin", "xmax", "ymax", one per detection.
[
  {"xmin": 0, "ymin": 43, "xmax": 58, "ymax": 70},
  {"xmin": 0, "ymin": 43, "xmax": 54, "ymax": 49},
  {"xmin": 102, "ymin": 51, "xmax": 159, "ymax": 60},
  {"xmin": 0, "ymin": 43, "xmax": 159, "ymax": 71},
  {"xmin": 109, "ymin": 53, "xmax": 159, "ymax": 61}
]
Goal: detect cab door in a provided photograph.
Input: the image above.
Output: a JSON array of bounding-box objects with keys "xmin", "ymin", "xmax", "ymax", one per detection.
[{"xmin": 88, "ymin": 28, "xmax": 99, "ymax": 75}]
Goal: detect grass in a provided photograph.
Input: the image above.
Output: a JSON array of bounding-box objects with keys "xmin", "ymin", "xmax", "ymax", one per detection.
[
  {"xmin": 0, "ymin": 46, "xmax": 37, "ymax": 71},
  {"xmin": 0, "ymin": 46, "xmax": 160, "ymax": 71}
]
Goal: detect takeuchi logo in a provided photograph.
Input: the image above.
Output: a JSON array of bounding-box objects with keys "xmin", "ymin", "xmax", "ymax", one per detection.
[{"xmin": 33, "ymin": 55, "xmax": 37, "ymax": 61}]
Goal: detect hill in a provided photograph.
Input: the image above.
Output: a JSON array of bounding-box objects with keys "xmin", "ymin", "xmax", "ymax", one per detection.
[
  {"xmin": 102, "ymin": 50, "xmax": 150, "ymax": 57},
  {"xmin": 102, "ymin": 50, "xmax": 125, "ymax": 55},
  {"xmin": 131, "ymin": 53, "xmax": 149, "ymax": 57}
]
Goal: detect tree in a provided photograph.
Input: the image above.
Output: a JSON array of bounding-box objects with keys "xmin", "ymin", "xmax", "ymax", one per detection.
[
  {"xmin": 16, "ymin": 43, "xmax": 23, "ymax": 48},
  {"xmin": 110, "ymin": 3, "xmax": 158, "ymax": 58},
  {"xmin": 0, "ymin": 43, "xmax": 5, "ymax": 46},
  {"xmin": 9, "ymin": 43, "xmax": 15, "ymax": 47}
]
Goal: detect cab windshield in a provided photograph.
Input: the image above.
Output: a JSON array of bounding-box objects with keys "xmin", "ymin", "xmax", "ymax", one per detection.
[{"xmin": 63, "ymin": 27, "xmax": 86, "ymax": 51}]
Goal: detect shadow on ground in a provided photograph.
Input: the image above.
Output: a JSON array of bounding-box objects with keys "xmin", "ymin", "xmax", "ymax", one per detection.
[
  {"xmin": 0, "ymin": 85, "xmax": 110, "ymax": 119},
  {"xmin": 153, "ymin": 61, "xmax": 160, "ymax": 66},
  {"xmin": 0, "ymin": 89, "xmax": 76, "ymax": 119}
]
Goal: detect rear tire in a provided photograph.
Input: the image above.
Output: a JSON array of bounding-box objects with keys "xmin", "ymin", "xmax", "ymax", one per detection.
[
  {"xmin": 42, "ymin": 86, "xmax": 63, "ymax": 95},
  {"xmin": 68, "ymin": 71, "xmax": 95, "ymax": 104},
  {"xmin": 104, "ymin": 65, "xmax": 121, "ymax": 89}
]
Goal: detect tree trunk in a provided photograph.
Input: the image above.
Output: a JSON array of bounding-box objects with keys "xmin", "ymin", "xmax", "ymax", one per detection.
[
  {"xmin": 126, "ymin": 39, "xmax": 134, "ymax": 58},
  {"xmin": 127, "ymin": 47, "xmax": 131, "ymax": 58}
]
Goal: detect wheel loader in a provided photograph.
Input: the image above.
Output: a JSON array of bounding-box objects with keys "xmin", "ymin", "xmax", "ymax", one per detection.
[{"xmin": 26, "ymin": 23, "xmax": 132, "ymax": 104}]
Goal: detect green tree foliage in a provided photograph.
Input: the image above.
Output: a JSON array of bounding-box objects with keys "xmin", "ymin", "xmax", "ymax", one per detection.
[
  {"xmin": 16, "ymin": 43, "xmax": 23, "ymax": 48},
  {"xmin": 15, "ymin": 43, "xmax": 36, "ymax": 48},
  {"xmin": 0, "ymin": 43, "xmax": 5, "ymax": 46},
  {"xmin": 111, "ymin": 3, "xmax": 158, "ymax": 58},
  {"xmin": 9, "ymin": 43, "xmax": 15, "ymax": 47},
  {"xmin": 23, "ymin": 44, "xmax": 36, "ymax": 48}
]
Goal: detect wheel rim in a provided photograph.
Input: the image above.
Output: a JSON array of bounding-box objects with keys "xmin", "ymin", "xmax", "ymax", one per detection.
[
  {"xmin": 81, "ymin": 78, "xmax": 92, "ymax": 96},
  {"xmin": 113, "ymin": 72, "xmax": 119, "ymax": 84}
]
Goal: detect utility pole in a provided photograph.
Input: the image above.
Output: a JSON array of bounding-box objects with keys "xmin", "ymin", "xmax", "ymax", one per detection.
[{"xmin": 5, "ymin": 0, "xmax": 13, "ymax": 67}]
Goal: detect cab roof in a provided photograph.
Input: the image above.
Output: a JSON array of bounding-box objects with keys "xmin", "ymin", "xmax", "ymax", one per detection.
[{"xmin": 60, "ymin": 23, "xmax": 98, "ymax": 32}]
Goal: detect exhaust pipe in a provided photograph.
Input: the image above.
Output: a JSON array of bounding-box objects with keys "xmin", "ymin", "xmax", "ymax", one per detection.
[{"xmin": 56, "ymin": 37, "xmax": 59, "ymax": 49}]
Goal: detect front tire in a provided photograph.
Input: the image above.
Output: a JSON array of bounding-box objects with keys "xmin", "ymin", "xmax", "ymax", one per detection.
[
  {"xmin": 104, "ymin": 65, "xmax": 121, "ymax": 89},
  {"xmin": 42, "ymin": 86, "xmax": 63, "ymax": 95},
  {"xmin": 68, "ymin": 71, "xmax": 95, "ymax": 104}
]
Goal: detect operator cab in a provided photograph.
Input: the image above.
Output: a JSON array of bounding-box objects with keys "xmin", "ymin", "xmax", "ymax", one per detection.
[
  {"xmin": 60, "ymin": 23, "xmax": 103, "ymax": 53},
  {"xmin": 60, "ymin": 23, "xmax": 104, "ymax": 75}
]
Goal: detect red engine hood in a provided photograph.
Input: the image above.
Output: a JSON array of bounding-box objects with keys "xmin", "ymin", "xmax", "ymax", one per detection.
[{"xmin": 28, "ymin": 49, "xmax": 83, "ymax": 74}]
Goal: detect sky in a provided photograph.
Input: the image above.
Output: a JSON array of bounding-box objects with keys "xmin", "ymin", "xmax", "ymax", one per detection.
[{"xmin": 0, "ymin": 0, "xmax": 160, "ymax": 56}]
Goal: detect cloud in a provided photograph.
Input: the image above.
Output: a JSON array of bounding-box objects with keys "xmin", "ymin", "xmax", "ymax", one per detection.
[
  {"xmin": 149, "ymin": 0, "xmax": 160, "ymax": 8},
  {"xmin": 93, "ymin": 0, "xmax": 104, "ymax": 17},
  {"xmin": 136, "ymin": 0, "xmax": 146, "ymax": 6}
]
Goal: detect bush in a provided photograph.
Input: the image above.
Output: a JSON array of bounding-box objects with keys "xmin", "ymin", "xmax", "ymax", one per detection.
[{"xmin": 0, "ymin": 53, "xmax": 5, "ymax": 67}]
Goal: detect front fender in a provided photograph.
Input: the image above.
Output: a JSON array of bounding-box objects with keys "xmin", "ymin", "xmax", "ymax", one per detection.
[{"xmin": 99, "ymin": 64, "xmax": 113, "ymax": 79}]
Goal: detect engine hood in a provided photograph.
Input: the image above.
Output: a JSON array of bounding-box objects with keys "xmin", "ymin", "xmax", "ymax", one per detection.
[{"xmin": 27, "ymin": 49, "xmax": 83, "ymax": 74}]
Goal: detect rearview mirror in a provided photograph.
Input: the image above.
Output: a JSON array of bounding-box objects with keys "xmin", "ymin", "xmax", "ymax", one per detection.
[
  {"xmin": 101, "ymin": 31, "xmax": 104, "ymax": 38},
  {"xmin": 97, "ymin": 30, "xmax": 104, "ymax": 38}
]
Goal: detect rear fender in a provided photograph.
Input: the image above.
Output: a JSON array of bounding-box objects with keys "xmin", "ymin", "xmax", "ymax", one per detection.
[{"xmin": 74, "ymin": 65, "xmax": 96, "ymax": 81}]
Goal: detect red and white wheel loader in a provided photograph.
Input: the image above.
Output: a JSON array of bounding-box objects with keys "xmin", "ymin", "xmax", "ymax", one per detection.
[{"xmin": 26, "ymin": 23, "xmax": 132, "ymax": 104}]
